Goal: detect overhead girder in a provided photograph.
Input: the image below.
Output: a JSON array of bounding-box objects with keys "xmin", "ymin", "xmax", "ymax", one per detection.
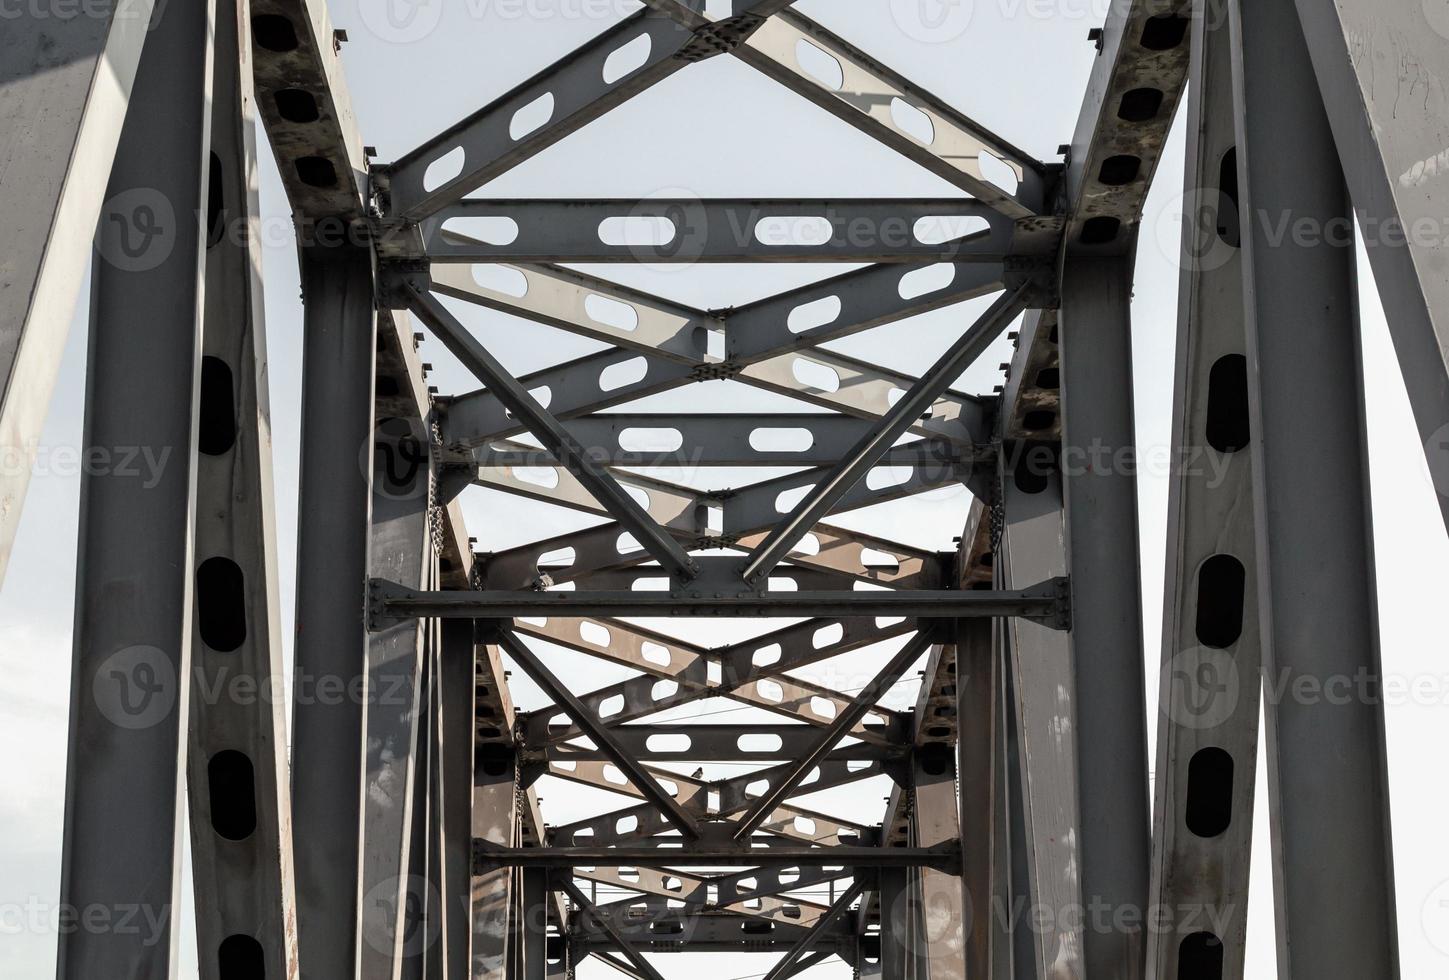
[{"xmin": 416, "ymin": 199, "xmax": 1030, "ymax": 264}]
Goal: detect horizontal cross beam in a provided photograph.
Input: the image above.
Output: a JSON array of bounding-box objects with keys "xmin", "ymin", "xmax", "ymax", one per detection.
[
  {"xmin": 417, "ymin": 199, "xmax": 1026, "ymax": 263},
  {"xmin": 475, "ymin": 845, "xmax": 960, "ymax": 871},
  {"xmin": 371, "ymin": 579, "xmax": 1071, "ymax": 625}
]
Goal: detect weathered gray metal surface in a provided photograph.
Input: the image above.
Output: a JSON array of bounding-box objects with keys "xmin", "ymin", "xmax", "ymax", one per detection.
[
  {"xmin": 1291, "ymin": 0, "xmax": 1449, "ymax": 535},
  {"xmin": 290, "ymin": 242, "xmax": 376, "ymax": 979},
  {"xmin": 1146, "ymin": 4, "xmax": 1263, "ymax": 976},
  {"xmin": 56, "ymin": 3, "xmax": 214, "ymax": 976},
  {"xmin": 0, "ymin": 1, "xmax": 155, "ymax": 585},
  {"xmin": 1059, "ymin": 256, "xmax": 1151, "ymax": 980},
  {"xmin": 184, "ymin": 3, "xmax": 299, "ymax": 977},
  {"xmin": 1232, "ymin": 0, "xmax": 1401, "ymax": 975}
]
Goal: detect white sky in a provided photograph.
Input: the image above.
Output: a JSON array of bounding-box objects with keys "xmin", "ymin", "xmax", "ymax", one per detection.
[{"xmin": 2, "ymin": 0, "xmax": 1447, "ymax": 977}]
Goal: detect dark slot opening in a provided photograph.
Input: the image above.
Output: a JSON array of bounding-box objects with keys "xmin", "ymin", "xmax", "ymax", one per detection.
[
  {"xmin": 252, "ymin": 15, "xmax": 299, "ymax": 52},
  {"xmin": 275, "ymin": 88, "xmax": 321, "ymax": 124},
  {"xmin": 1206, "ymin": 354, "xmax": 1250, "ymax": 453},
  {"xmin": 199, "ymin": 357, "xmax": 237, "ymax": 456},
  {"xmin": 1119, "ymin": 88, "xmax": 1165, "ymax": 123},
  {"xmin": 208, "ymin": 751, "xmax": 258, "ymax": 841},
  {"xmin": 1179, "ymin": 931, "xmax": 1225, "ymax": 980},
  {"xmin": 218, "ymin": 934, "xmax": 265, "ymax": 979},
  {"xmin": 1185, "ymin": 747, "xmax": 1234, "ymax": 838},
  {"xmin": 1195, "ymin": 554, "xmax": 1246, "ymax": 649}
]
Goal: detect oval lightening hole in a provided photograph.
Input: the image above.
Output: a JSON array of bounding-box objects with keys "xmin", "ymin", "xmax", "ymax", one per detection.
[
  {"xmin": 423, "ymin": 146, "xmax": 465, "ymax": 192},
  {"xmin": 1013, "ymin": 446, "xmax": 1053, "ymax": 494},
  {"xmin": 509, "ymin": 93, "xmax": 555, "ymax": 141},
  {"xmin": 197, "ymin": 557, "xmax": 247, "ymax": 653},
  {"xmin": 206, "ymin": 153, "xmax": 226, "ymax": 247},
  {"xmin": 1080, "ymin": 216, "xmax": 1121, "ymax": 245},
  {"xmin": 440, "ymin": 216, "xmax": 519, "ymax": 246},
  {"xmin": 750, "ymin": 428, "xmax": 813, "ymax": 453},
  {"xmin": 600, "ymin": 356, "xmax": 649, "ymax": 392},
  {"xmin": 890, "ymin": 97, "xmax": 935, "ymax": 145},
  {"xmin": 795, "ymin": 39, "xmax": 844, "ymax": 89},
  {"xmin": 619, "ymin": 428, "xmax": 682, "ymax": 453},
  {"xmin": 252, "ymin": 14, "xmax": 299, "ymax": 51},
  {"xmin": 1118, "ymin": 87, "xmax": 1164, "ymax": 123},
  {"xmin": 755, "ymin": 215, "xmax": 833, "ymax": 247},
  {"xmin": 274, "ymin": 87, "xmax": 320, "ymax": 123},
  {"xmin": 791, "ymin": 358, "xmax": 840, "ymax": 393},
  {"xmin": 1178, "ymin": 932, "xmax": 1225, "ymax": 980},
  {"xmin": 788, "ymin": 295, "xmax": 841, "ymax": 334},
  {"xmin": 603, "ymin": 33, "xmax": 653, "ymax": 84},
  {"xmin": 1141, "ymin": 14, "xmax": 1190, "ymax": 50},
  {"xmin": 294, "ymin": 156, "xmax": 337, "ymax": 189},
  {"xmin": 472, "ymin": 264, "xmax": 529, "ymax": 297},
  {"xmin": 1185, "ymin": 748, "xmax": 1234, "ymax": 838},
  {"xmin": 599, "ymin": 215, "xmax": 676, "ymax": 248},
  {"xmin": 1217, "ymin": 147, "xmax": 1241, "ymax": 247},
  {"xmin": 218, "ymin": 934, "xmax": 265, "ymax": 980},
  {"xmin": 1195, "ymin": 554, "xmax": 1246, "ymax": 649},
  {"xmin": 1098, "ymin": 154, "xmax": 1142, "ymax": 186},
  {"xmin": 899, "ymin": 263, "xmax": 956, "ymax": 300},
  {"xmin": 913, "ymin": 215, "xmax": 989, "ymax": 245},
  {"xmin": 979, "ymin": 151, "xmax": 1020, "ymax": 194},
  {"xmin": 1206, "ymin": 354, "xmax": 1249, "ymax": 453},
  {"xmin": 584, "ymin": 293, "xmax": 639, "ymax": 332},
  {"xmin": 198, "ymin": 357, "xmax": 237, "ymax": 456},
  {"xmin": 208, "ymin": 750, "xmax": 258, "ymax": 841}
]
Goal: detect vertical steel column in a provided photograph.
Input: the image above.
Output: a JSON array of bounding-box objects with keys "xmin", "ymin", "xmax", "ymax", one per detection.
[
  {"xmin": 55, "ymin": 2, "xmax": 215, "ymax": 976},
  {"xmin": 291, "ymin": 239, "xmax": 377, "ymax": 979},
  {"xmin": 1231, "ymin": 0, "xmax": 1400, "ymax": 974},
  {"xmin": 1146, "ymin": 2, "xmax": 1263, "ymax": 977},
  {"xmin": 185, "ymin": 1, "xmax": 299, "ymax": 978},
  {"xmin": 911, "ymin": 748, "xmax": 966, "ymax": 978},
  {"xmin": 957, "ymin": 617, "xmax": 1008, "ymax": 980},
  {"xmin": 521, "ymin": 868, "xmax": 549, "ymax": 980},
  {"xmin": 878, "ymin": 867, "xmax": 911, "ymax": 980},
  {"xmin": 0, "ymin": 1, "xmax": 155, "ymax": 584},
  {"xmin": 360, "ymin": 373, "xmax": 438, "ymax": 978},
  {"xmin": 998, "ymin": 313, "xmax": 1085, "ymax": 980},
  {"xmin": 1058, "ymin": 256, "xmax": 1151, "ymax": 979},
  {"xmin": 472, "ymin": 744, "xmax": 518, "ymax": 979},
  {"xmin": 440, "ymin": 620, "xmax": 478, "ymax": 980}
]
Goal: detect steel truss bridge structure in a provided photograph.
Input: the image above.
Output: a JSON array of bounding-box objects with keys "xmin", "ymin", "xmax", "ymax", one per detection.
[{"xmin": 2, "ymin": 0, "xmax": 1443, "ymax": 977}]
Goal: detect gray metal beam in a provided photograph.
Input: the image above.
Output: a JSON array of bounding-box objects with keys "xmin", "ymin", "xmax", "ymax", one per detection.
[
  {"xmin": 290, "ymin": 240, "xmax": 376, "ymax": 980},
  {"xmin": 185, "ymin": 4, "xmax": 299, "ymax": 977},
  {"xmin": 440, "ymin": 621, "xmax": 477, "ymax": 980},
  {"xmin": 56, "ymin": 3, "xmax": 214, "ymax": 976},
  {"xmin": 0, "ymin": 2, "xmax": 156, "ymax": 587},
  {"xmin": 1063, "ymin": 0, "xmax": 1193, "ymax": 252},
  {"xmin": 358, "ymin": 395, "xmax": 437, "ymax": 979},
  {"xmin": 1059, "ymin": 255, "xmax": 1150, "ymax": 979},
  {"xmin": 471, "ymin": 749, "xmax": 517, "ymax": 980},
  {"xmin": 1231, "ymin": 0, "xmax": 1399, "ymax": 974},
  {"xmin": 997, "ymin": 328, "xmax": 1085, "ymax": 980},
  {"xmin": 913, "ymin": 749, "xmax": 967, "ymax": 978},
  {"xmin": 741, "ymin": 287, "xmax": 1026, "ymax": 581},
  {"xmin": 1145, "ymin": 5, "xmax": 1263, "ymax": 976},
  {"xmin": 733, "ymin": 630, "xmax": 937, "ymax": 838},
  {"xmin": 461, "ymin": 414, "xmax": 970, "ymax": 469},
  {"xmin": 727, "ymin": 9, "xmax": 1049, "ymax": 218},
  {"xmin": 419, "ymin": 199, "xmax": 1020, "ymax": 264},
  {"xmin": 496, "ymin": 629, "xmax": 703, "ymax": 839},
  {"xmin": 1290, "ymin": 0, "xmax": 1449, "ymax": 537},
  {"xmin": 476, "ymin": 846, "xmax": 960, "ymax": 871},
  {"xmin": 380, "ymin": 7, "xmax": 730, "ymax": 224},
  {"xmin": 250, "ymin": 0, "xmax": 368, "ymax": 219},
  {"xmin": 560, "ymin": 881, "xmax": 667, "ymax": 980},
  {"xmin": 373, "ymin": 580, "xmax": 1068, "ymax": 623},
  {"xmin": 761, "ymin": 880, "xmax": 866, "ymax": 980},
  {"xmin": 409, "ymin": 284, "xmax": 698, "ymax": 581}
]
